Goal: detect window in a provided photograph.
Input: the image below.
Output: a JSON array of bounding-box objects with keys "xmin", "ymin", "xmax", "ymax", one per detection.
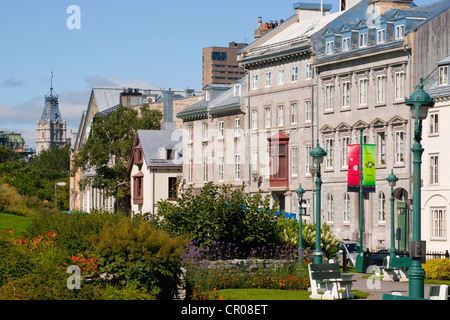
[
  {"xmin": 344, "ymin": 193, "xmax": 351, "ymax": 223},
  {"xmin": 277, "ymin": 105, "xmax": 284, "ymax": 126},
  {"xmin": 234, "ymin": 154, "xmax": 241, "ymax": 180},
  {"xmin": 342, "ymin": 81, "xmax": 350, "ymax": 108},
  {"xmin": 265, "ymin": 148, "xmax": 270, "ymax": 178},
  {"xmin": 431, "ymin": 208, "xmax": 446, "ymax": 240},
  {"xmin": 359, "ymin": 33, "xmax": 368, "ymax": 48},
  {"xmin": 341, "ymin": 136, "xmax": 350, "ymax": 169},
  {"xmin": 291, "ymin": 103, "xmax": 298, "ymax": 124},
  {"xmin": 377, "ymin": 29, "xmax": 386, "ymax": 44},
  {"xmin": 188, "ymin": 158, "xmax": 193, "ymax": 183},
  {"xmin": 305, "ymin": 63, "xmax": 312, "ymax": 79},
  {"xmin": 278, "ymin": 69, "xmax": 285, "ymax": 85},
  {"xmin": 377, "ymin": 132, "xmax": 386, "ymax": 165},
  {"xmin": 342, "ymin": 37, "xmax": 350, "ymax": 52},
  {"xmin": 168, "ymin": 177, "xmax": 177, "ymax": 199},
  {"xmin": 327, "ymin": 194, "xmax": 334, "ymax": 222},
  {"xmin": 188, "ymin": 125, "xmax": 193, "ymax": 142},
  {"xmin": 212, "ymin": 51, "xmax": 227, "ymax": 61},
  {"xmin": 265, "ymin": 71, "xmax": 272, "ymax": 87},
  {"xmin": 395, "ymin": 131, "xmax": 404, "ymax": 164},
  {"xmin": 325, "ymin": 84, "xmax": 334, "ymax": 111},
  {"xmin": 378, "ymin": 192, "xmax": 386, "ymax": 222},
  {"xmin": 359, "ymin": 78, "xmax": 368, "ymax": 106},
  {"xmin": 395, "ymin": 72, "xmax": 404, "ymax": 101},
  {"xmin": 234, "ymin": 84, "xmax": 241, "ymax": 97},
  {"xmin": 325, "ymin": 138, "xmax": 334, "ymax": 169},
  {"xmin": 291, "ymin": 146, "xmax": 298, "ymax": 177},
  {"xmin": 251, "ymin": 109, "xmax": 258, "ymax": 130},
  {"xmin": 218, "ymin": 121, "xmax": 224, "ymax": 139},
  {"xmin": 133, "ymin": 175, "xmax": 143, "ymax": 204},
  {"xmin": 430, "ymin": 155, "xmax": 439, "ymax": 185},
  {"xmin": 395, "ymin": 24, "xmax": 404, "ymax": 40},
  {"xmin": 326, "ymin": 41, "xmax": 334, "ymax": 55},
  {"xmin": 439, "ymin": 66, "xmax": 448, "ymax": 86},
  {"xmin": 292, "ymin": 66, "xmax": 298, "ymax": 82},
  {"xmin": 429, "ymin": 113, "xmax": 439, "ymax": 135},
  {"xmin": 218, "ymin": 156, "xmax": 224, "ymax": 181},
  {"xmin": 202, "ymin": 123, "xmax": 208, "ymax": 140},
  {"xmin": 252, "ymin": 74, "xmax": 259, "ymax": 90},
  {"xmin": 265, "ymin": 107, "xmax": 271, "ymax": 128},
  {"xmin": 305, "ymin": 101, "xmax": 312, "ymax": 123},
  {"xmin": 166, "ymin": 149, "xmax": 173, "ymax": 160},
  {"xmin": 376, "ymin": 75, "xmax": 386, "ymax": 104},
  {"xmin": 252, "ymin": 150, "xmax": 259, "ymax": 177},
  {"xmin": 203, "ymin": 157, "xmax": 208, "ymax": 182},
  {"xmin": 305, "ymin": 145, "xmax": 312, "ymax": 175},
  {"xmin": 235, "ymin": 118, "xmax": 241, "ymax": 136},
  {"xmin": 205, "ymin": 89, "xmax": 211, "ymax": 101}
]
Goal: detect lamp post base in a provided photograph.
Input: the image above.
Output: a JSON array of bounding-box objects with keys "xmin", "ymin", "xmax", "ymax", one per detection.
[{"xmin": 408, "ymin": 260, "xmax": 425, "ymax": 299}]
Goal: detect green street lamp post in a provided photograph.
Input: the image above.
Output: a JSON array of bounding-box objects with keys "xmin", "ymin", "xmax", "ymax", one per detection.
[
  {"xmin": 404, "ymin": 78, "xmax": 435, "ymax": 299},
  {"xmin": 295, "ymin": 184, "xmax": 305, "ymax": 264},
  {"xmin": 386, "ymin": 169, "xmax": 398, "ymax": 262},
  {"xmin": 310, "ymin": 140, "xmax": 327, "ymax": 264}
]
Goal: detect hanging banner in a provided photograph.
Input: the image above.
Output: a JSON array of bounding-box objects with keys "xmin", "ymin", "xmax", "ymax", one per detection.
[
  {"xmin": 362, "ymin": 144, "xmax": 376, "ymax": 193},
  {"xmin": 347, "ymin": 144, "xmax": 360, "ymax": 192}
]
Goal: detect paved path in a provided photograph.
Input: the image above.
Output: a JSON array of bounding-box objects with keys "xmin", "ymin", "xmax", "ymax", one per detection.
[{"xmin": 350, "ymin": 272, "xmax": 433, "ymax": 300}]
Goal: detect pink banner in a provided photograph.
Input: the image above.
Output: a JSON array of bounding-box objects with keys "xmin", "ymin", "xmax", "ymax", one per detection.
[{"xmin": 347, "ymin": 144, "xmax": 360, "ymax": 192}]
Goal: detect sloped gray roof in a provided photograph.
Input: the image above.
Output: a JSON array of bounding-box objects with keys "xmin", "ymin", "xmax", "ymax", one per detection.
[{"xmin": 136, "ymin": 129, "xmax": 183, "ymax": 168}]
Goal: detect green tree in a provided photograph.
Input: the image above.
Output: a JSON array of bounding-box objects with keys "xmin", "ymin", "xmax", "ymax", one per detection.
[
  {"xmin": 72, "ymin": 105, "xmax": 162, "ymax": 211},
  {"xmin": 0, "ymin": 146, "xmax": 19, "ymax": 163}
]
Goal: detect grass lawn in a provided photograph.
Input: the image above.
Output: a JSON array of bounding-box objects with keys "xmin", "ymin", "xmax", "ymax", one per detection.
[
  {"xmin": 0, "ymin": 212, "xmax": 32, "ymax": 237},
  {"xmin": 217, "ymin": 288, "xmax": 370, "ymax": 300}
]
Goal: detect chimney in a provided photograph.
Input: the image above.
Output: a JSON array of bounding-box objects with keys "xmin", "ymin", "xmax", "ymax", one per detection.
[
  {"xmin": 120, "ymin": 88, "xmax": 142, "ymax": 107},
  {"xmin": 161, "ymin": 90, "xmax": 176, "ymax": 131},
  {"xmin": 367, "ymin": 0, "xmax": 413, "ymax": 15}
]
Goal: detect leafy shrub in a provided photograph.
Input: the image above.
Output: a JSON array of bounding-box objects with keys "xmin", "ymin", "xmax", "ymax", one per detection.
[
  {"xmin": 423, "ymin": 259, "xmax": 450, "ymax": 280},
  {"xmin": 157, "ymin": 182, "xmax": 281, "ymax": 249},
  {"xmin": 91, "ymin": 217, "xmax": 189, "ymax": 300}
]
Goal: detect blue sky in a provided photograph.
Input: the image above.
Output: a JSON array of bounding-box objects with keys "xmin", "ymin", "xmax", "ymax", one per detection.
[{"xmin": 0, "ymin": 0, "xmax": 438, "ymax": 148}]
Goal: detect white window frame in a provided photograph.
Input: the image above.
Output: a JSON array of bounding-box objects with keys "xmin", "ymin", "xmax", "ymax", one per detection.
[
  {"xmin": 378, "ymin": 192, "xmax": 386, "ymax": 222},
  {"xmin": 325, "ymin": 84, "xmax": 334, "ymax": 111},
  {"xmin": 252, "ymin": 74, "xmax": 259, "ymax": 90},
  {"xmin": 291, "ymin": 146, "xmax": 298, "ymax": 177},
  {"xmin": 203, "ymin": 156, "xmax": 208, "ymax": 182},
  {"xmin": 251, "ymin": 109, "xmax": 258, "ymax": 130},
  {"xmin": 305, "ymin": 145, "xmax": 312, "ymax": 176},
  {"xmin": 252, "ymin": 150, "xmax": 258, "ymax": 177},
  {"xmin": 218, "ymin": 121, "xmax": 224, "ymax": 139},
  {"xmin": 431, "ymin": 207, "xmax": 447, "ymax": 240},
  {"xmin": 377, "ymin": 132, "xmax": 386, "ymax": 166},
  {"xmin": 277, "ymin": 105, "xmax": 284, "ymax": 127},
  {"xmin": 344, "ymin": 193, "xmax": 351, "ymax": 223},
  {"xmin": 430, "ymin": 154, "xmax": 439, "ymax": 185},
  {"xmin": 341, "ymin": 136, "xmax": 350, "ymax": 169},
  {"xmin": 291, "ymin": 103, "xmax": 298, "ymax": 124},
  {"xmin": 305, "ymin": 101, "xmax": 312, "ymax": 123},
  {"xmin": 291, "ymin": 66, "xmax": 298, "ymax": 82},
  {"xmin": 376, "ymin": 75, "xmax": 386, "ymax": 104},
  {"xmin": 218, "ymin": 156, "xmax": 224, "ymax": 181},
  {"xmin": 235, "ymin": 118, "xmax": 241, "ymax": 136},
  {"xmin": 359, "ymin": 33, "xmax": 368, "ymax": 48},
  {"xmin": 429, "ymin": 112, "xmax": 439, "ymax": 135},
  {"xmin": 342, "ymin": 37, "xmax": 350, "ymax": 52},
  {"xmin": 202, "ymin": 123, "xmax": 208, "ymax": 141},
  {"xmin": 188, "ymin": 125, "xmax": 193, "ymax": 142},
  {"xmin": 234, "ymin": 154, "xmax": 241, "ymax": 180},
  {"xmin": 265, "ymin": 147, "xmax": 270, "ymax": 178},
  {"xmin": 439, "ymin": 65, "xmax": 448, "ymax": 86},
  {"xmin": 305, "ymin": 63, "xmax": 312, "ymax": 80},
  {"xmin": 188, "ymin": 158, "xmax": 193, "ymax": 183},
  {"xmin": 265, "ymin": 71, "xmax": 272, "ymax": 88},
  {"xmin": 395, "ymin": 72, "xmax": 405, "ymax": 101},
  {"xmin": 278, "ymin": 69, "xmax": 285, "ymax": 85},
  {"xmin": 395, "ymin": 24, "xmax": 404, "ymax": 40},
  {"xmin": 342, "ymin": 81, "xmax": 350, "ymax": 108},
  {"xmin": 326, "ymin": 41, "xmax": 334, "ymax": 55},
  {"xmin": 395, "ymin": 130, "xmax": 405, "ymax": 164},
  {"xmin": 325, "ymin": 138, "xmax": 334, "ymax": 169},
  {"xmin": 327, "ymin": 193, "xmax": 334, "ymax": 222},
  {"xmin": 234, "ymin": 84, "xmax": 241, "ymax": 97},
  {"xmin": 359, "ymin": 78, "xmax": 368, "ymax": 106},
  {"xmin": 377, "ymin": 29, "xmax": 386, "ymax": 44},
  {"xmin": 265, "ymin": 107, "xmax": 271, "ymax": 128}
]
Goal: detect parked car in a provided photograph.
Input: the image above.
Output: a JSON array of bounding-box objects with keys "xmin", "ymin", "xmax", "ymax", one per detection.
[
  {"xmin": 337, "ymin": 241, "xmax": 361, "ymax": 267},
  {"xmin": 370, "ymin": 249, "xmax": 389, "ymax": 266}
]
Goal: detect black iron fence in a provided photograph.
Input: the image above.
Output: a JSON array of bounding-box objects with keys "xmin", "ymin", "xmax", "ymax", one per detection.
[{"xmin": 368, "ymin": 249, "xmax": 449, "ymax": 265}]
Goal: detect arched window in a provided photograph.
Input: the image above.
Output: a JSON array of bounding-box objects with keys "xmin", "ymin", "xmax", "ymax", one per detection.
[
  {"xmin": 344, "ymin": 193, "xmax": 351, "ymax": 223},
  {"xmin": 327, "ymin": 193, "xmax": 334, "ymax": 222},
  {"xmin": 378, "ymin": 192, "xmax": 386, "ymax": 222}
]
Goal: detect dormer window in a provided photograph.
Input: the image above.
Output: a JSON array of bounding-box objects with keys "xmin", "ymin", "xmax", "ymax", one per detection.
[
  {"xmin": 439, "ymin": 65, "xmax": 448, "ymax": 86},
  {"xmin": 166, "ymin": 149, "xmax": 173, "ymax": 160},
  {"xmin": 377, "ymin": 29, "xmax": 386, "ymax": 44},
  {"xmin": 395, "ymin": 25, "xmax": 404, "ymax": 39},
  {"xmin": 205, "ymin": 89, "xmax": 211, "ymax": 101},
  {"xmin": 359, "ymin": 33, "xmax": 368, "ymax": 48},
  {"xmin": 326, "ymin": 41, "xmax": 334, "ymax": 55},
  {"xmin": 234, "ymin": 84, "xmax": 241, "ymax": 97},
  {"xmin": 342, "ymin": 37, "xmax": 350, "ymax": 52}
]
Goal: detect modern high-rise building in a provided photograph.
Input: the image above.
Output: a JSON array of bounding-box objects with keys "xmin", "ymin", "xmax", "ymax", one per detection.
[
  {"xmin": 36, "ymin": 77, "xmax": 67, "ymax": 155},
  {"xmin": 202, "ymin": 42, "xmax": 247, "ymax": 88}
]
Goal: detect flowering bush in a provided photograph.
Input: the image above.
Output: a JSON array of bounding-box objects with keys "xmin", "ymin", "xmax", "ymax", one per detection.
[
  {"xmin": 423, "ymin": 259, "xmax": 450, "ymax": 280},
  {"xmin": 68, "ymin": 253, "xmax": 99, "ymax": 274}
]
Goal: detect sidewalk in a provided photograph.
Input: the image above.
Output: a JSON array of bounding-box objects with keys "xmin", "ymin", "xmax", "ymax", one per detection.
[{"xmin": 350, "ymin": 272, "xmax": 433, "ymax": 300}]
